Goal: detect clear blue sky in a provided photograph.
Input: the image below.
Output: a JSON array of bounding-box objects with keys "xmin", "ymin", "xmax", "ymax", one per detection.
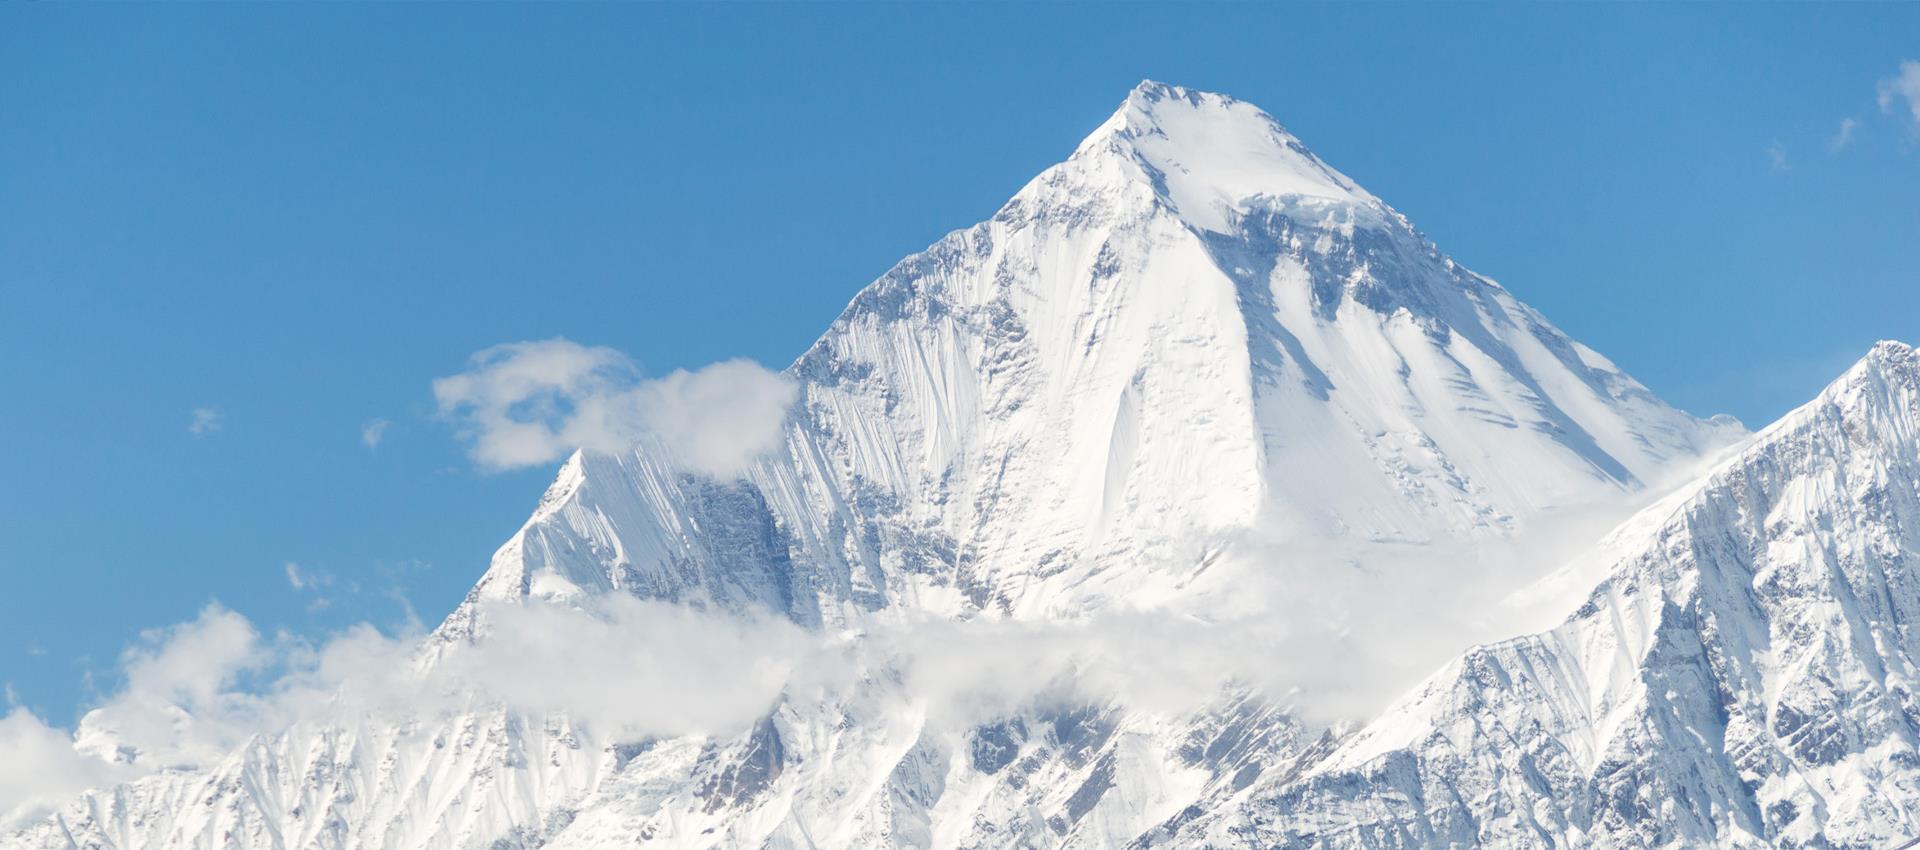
[{"xmin": 3, "ymin": 3, "xmax": 1916, "ymax": 723}]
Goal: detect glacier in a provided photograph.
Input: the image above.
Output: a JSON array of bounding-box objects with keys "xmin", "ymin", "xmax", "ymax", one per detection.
[{"xmin": 10, "ymin": 81, "xmax": 1920, "ymax": 850}]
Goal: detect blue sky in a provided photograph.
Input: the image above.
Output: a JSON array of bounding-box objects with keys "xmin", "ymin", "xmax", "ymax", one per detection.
[{"xmin": 2, "ymin": 3, "xmax": 1916, "ymax": 723}]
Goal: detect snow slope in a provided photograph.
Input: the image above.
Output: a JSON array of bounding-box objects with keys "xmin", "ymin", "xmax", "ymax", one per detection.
[
  {"xmin": 12, "ymin": 81, "xmax": 1864, "ymax": 850},
  {"xmin": 1153, "ymin": 342, "xmax": 1920, "ymax": 850}
]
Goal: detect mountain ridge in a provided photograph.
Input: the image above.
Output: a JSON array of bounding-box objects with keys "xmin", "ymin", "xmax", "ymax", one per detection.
[{"xmin": 1150, "ymin": 340, "xmax": 1920, "ymax": 849}]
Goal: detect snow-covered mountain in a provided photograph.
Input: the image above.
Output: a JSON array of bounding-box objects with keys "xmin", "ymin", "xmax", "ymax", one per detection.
[
  {"xmin": 17, "ymin": 81, "xmax": 1920, "ymax": 850},
  {"xmin": 448, "ymin": 80, "xmax": 1736, "ymax": 636},
  {"xmin": 1154, "ymin": 341, "xmax": 1920, "ymax": 850}
]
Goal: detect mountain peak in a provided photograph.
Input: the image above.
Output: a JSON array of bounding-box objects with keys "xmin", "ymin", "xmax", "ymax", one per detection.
[
  {"xmin": 1866, "ymin": 338, "xmax": 1917, "ymax": 364},
  {"xmin": 1724, "ymin": 340, "xmax": 1920, "ymax": 461},
  {"xmin": 1828, "ymin": 339, "xmax": 1917, "ymax": 395},
  {"xmin": 1830, "ymin": 339, "xmax": 1919, "ymax": 411},
  {"xmin": 1074, "ymin": 80, "xmax": 1379, "ymax": 232},
  {"xmin": 1120, "ymin": 78, "xmax": 1238, "ymax": 115}
]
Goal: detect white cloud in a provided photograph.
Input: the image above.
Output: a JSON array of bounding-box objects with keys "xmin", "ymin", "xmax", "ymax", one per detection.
[
  {"xmin": 1830, "ymin": 117, "xmax": 1858, "ymax": 152},
  {"xmin": 360, "ymin": 419, "xmax": 390, "ymax": 449},
  {"xmin": 1766, "ymin": 140, "xmax": 1790, "ymax": 172},
  {"xmin": 27, "ymin": 598, "xmax": 804, "ymax": 792},
  {"xmin": 0, "ymin": 710, "xmax": 134, "ymax": 829},
  {"xmin": 73, "ymin": 604, "xmax": 277, "ymax": 769},
  {"xmin": 438, "ymin": 598, "xmax": 814, "ymax": 739},
  {"xmin": 1878, "ymin": 59, "xmax": 1920, "ymax": 135},
  {"xmin": 187, "ymin": 407, "xmax": 223, "ymax": 436},
  {"xmin": 49, "ymin": 606, "xmax": 430, "ymax": 783},
  {"xmin": 432, "ymin": 339, "xmax": 797, "ymax": 478},
  {"xmin": 627, "ymin": 360, "xmax": 802, "ymax": 480}
]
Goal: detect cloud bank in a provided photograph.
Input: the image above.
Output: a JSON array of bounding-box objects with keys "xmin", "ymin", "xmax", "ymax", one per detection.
[
  {"xmin": 0, "ymin": 595, "xmax": 1305, "ymax": 825},
  {"xmin": 0, "ymin": 509, "xmax": 1640, "ymax": 827},
  {"xmin": 433, "ymin": 339, "xmax": 797, "ymax": 478}
]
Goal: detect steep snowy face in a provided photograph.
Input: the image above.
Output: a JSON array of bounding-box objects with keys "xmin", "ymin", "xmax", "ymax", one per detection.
[
  {"xmin": 1161, "ymin": 342, "xmax": 1920, "ymax": 850},
  {"xmin": 1074, "ymin": 82, "xmax": 1380, "ymax": 232},
  {"xmin": 464, "ymin": 80, "xmax": 1736, "ymax": 625}
]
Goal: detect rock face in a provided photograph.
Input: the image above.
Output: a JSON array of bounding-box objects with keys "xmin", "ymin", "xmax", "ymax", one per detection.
[{"xmin": 18, "ymin": 82, "xmax": 1920, "ymax": 850}]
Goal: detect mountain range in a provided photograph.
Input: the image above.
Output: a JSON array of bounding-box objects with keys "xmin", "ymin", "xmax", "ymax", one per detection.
[{"xmin": 9, "ymin": 81, "xmax": 1918, "ymax": 850}]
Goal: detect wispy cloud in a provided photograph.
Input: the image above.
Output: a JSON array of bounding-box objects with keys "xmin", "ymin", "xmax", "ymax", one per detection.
[
  {"xmin": 283, "ymin": 562, "xmax": 328, "ymax": 593},
  {"xmin": 433, "ymin": 339, "xmax": 796, "ymax": 478},
  {"xmin": 1829, "ymin": 117, "xmax": 1858, "ymax": 152},
  {"xmin": 1766, "ymin": 140, "xmax": 1790, "ymax": 172},
  {"xmin": 282, "ymin": 562, "xmax": 365, "ymax": 613},
  {"xmin": 360, "ymin": 418, "xmax": 390, "ymax": 449},
  {"xmin": 187, "ymin": 407, "xmax": 223, "ymax": 437},
  {"xmin": 1878, "ymin": 59, "xmax": 1920, "ymax": 136}
]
